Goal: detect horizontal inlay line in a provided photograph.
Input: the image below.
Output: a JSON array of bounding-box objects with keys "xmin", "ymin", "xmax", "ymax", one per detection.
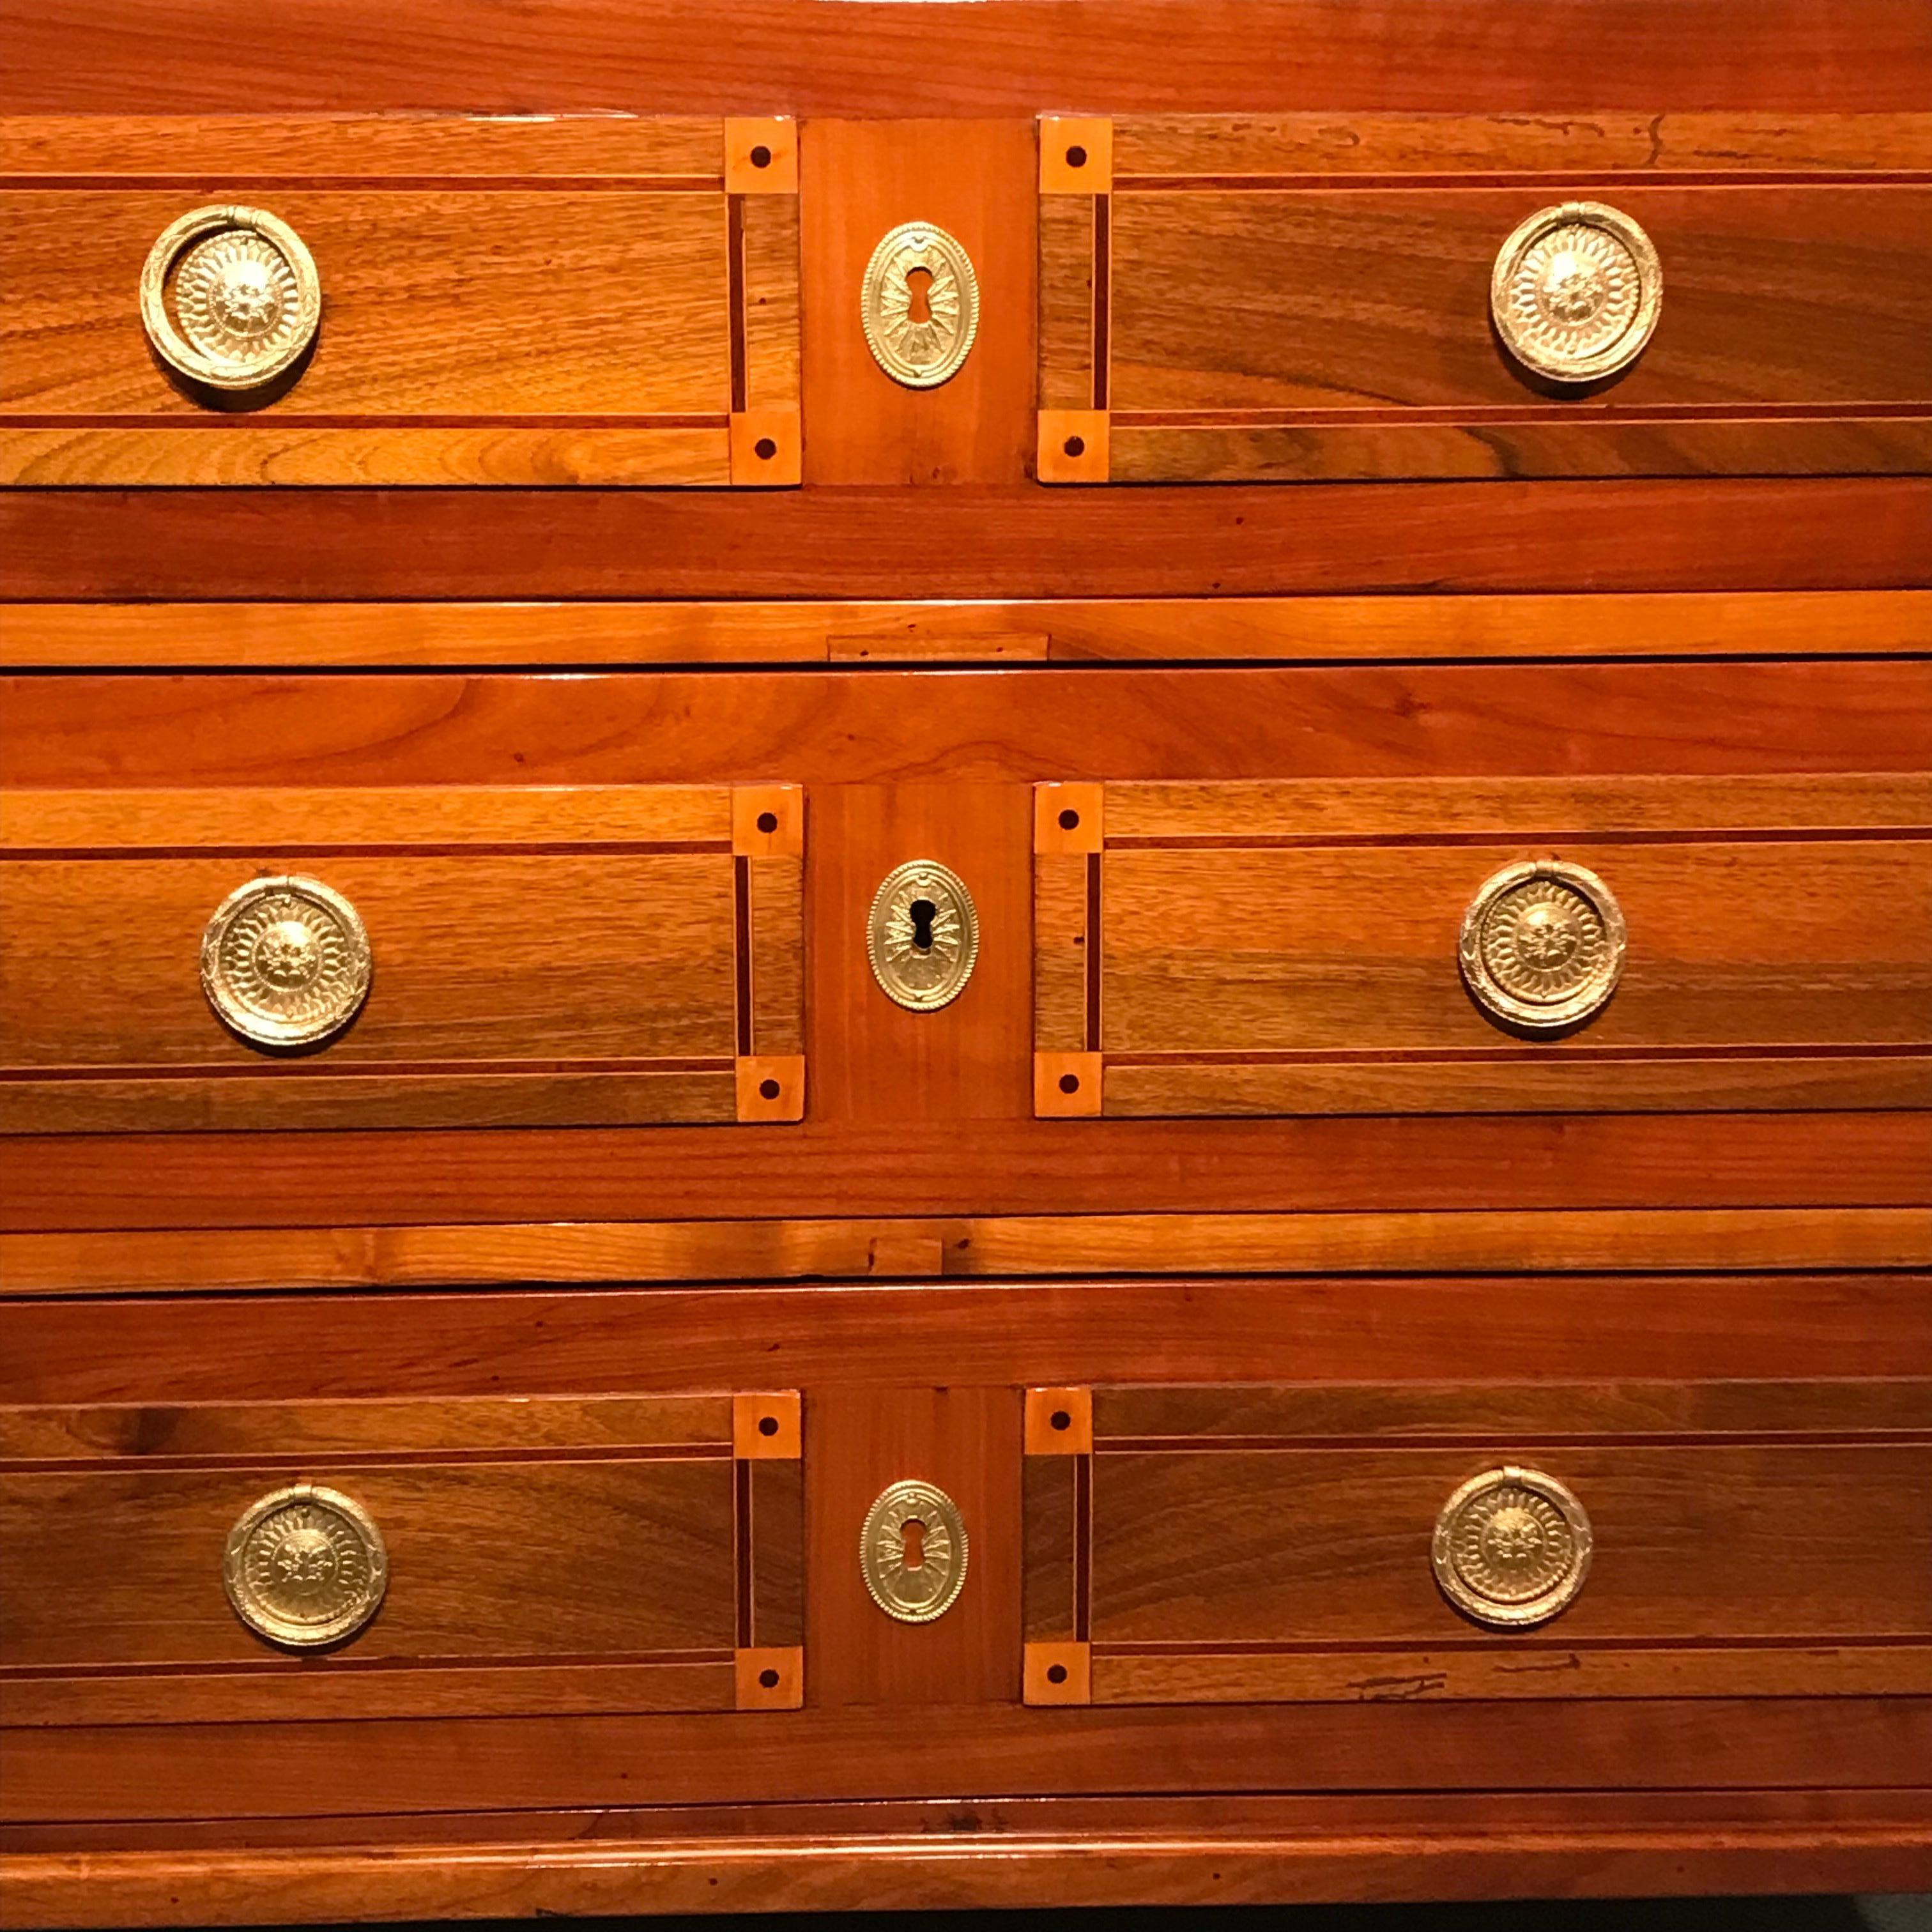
[
  {"xmin": 1093, "ymin": 1634, "xmax": 1932, "ymax": 1656},
  {"xmin": 0, "ymin": 1441, "xmax": 736, "ymax": 1473},
  {"xmin": 0, "ymin": 1648, "xmax": 737, "ymax": 1681},
  {"xmin": 1101, "ymin": 1047, "xmax": 1932, "ymax": 1068},
  {"xmin": 1110, "ymin": 405, "xmax": 1932, "ymax": 427},
  {"xmin": 0, "ymin": 415, "xmax": 732, "ymax": 431},
  {"xmin": 0, "ymin": 1057, "xmax": 737, "ymax": 1083},
  {"xmin": 1112, "ymin": 171, "xmax": 1932, "ymax": 192},
  {"xmin": 1094, "ymin": 1430, "xmax": 1932, "ymax": 1453},
  {"xmin": 3, "ymin": 841, "xmax": 735, "ymax": 860},
  {"xmin": 1, "ymin": 176, "xmax": 726, "ymax": 191},
  {"xmin": 1101, "ymin": 828, "xmax": 1932, "ymax": 850}
]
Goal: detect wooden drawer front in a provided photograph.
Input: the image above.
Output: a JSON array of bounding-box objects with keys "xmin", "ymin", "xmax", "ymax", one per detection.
[
  {"xmin": 0, "ymin": 115, "xmax": 799, "ymax": 486},
  {"xmin": 1023, "ymin": 1381, "xmax": 1932, "ymax": 1706},
  {"xmin": 1033, "ymin": 776, "xmax": 1932, "ymax": 1118},
  {"xmin": 1037, "ymin": 113, "xmax": 1932, "ymax": 483},
  {"xmin": 0, "ymin": 1392, "xmax": 802, "ymax": 1723},
  {"xmin": 0, "ymin": 783, "xmax": 805, "ymax": 1131}
]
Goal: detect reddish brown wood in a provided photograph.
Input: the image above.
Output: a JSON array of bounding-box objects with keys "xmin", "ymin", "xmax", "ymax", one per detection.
[
  {"xmin": 8, "ymin": 664, "xmax": 1929, "ymax": 787},
  {"xmin": 6, "ymin": 1, "xmax": 1931, "ymax": 116},
  {"xmin": 806, "ymin": 1387, "xmax": 1020, "ymax": 1710},
  {"xmin": 6, "ymin": 1807, "xmax": 1932, "ymax": 1923},
  {"xmin": 5, "ymin": 479, "xmax": 1931, "ymax": 599},
  {"xmin": 8, "ymin": 1698, "xmax": 1929, "ymax": 1825},
  {"xmin": 801, "ymin": 123, "xmax": 1035, "ymax": 485},
  {"xmin": 6, "ymin": 1275, "xmax": 1929, "ymax": 1408}
]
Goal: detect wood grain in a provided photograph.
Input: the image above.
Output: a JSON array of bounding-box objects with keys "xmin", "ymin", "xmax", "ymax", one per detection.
[
  {"xmin": 1112, "ymin": 112, "xmax": 1932, "ymax": 179},
  {"xmin": 1082, "ymin": 1443, "xmax": 1932, "ymax": 1644},
  {"xmin": 10, "ymin": 664, "xmax": 1929, "ymax": 786},
  {"xmin": 7, "ymin": 1115, "xmax": 1926, "ymax": 1232},
  {"xmin": 2, "ymin": 784, "xmax": 733, "ymax": 849},
  {"xmin": 3, "ymin": 1210, "xmax": 1926, "ymax": 1300},
  {"xmin": 801, "ymin": 121, "xmax": 1036, "ymax": 486},
  {"xmin": 0, "ymin": 114, "xmax": 806, "ymax": 485},
  {"xmin": 6, "ymin": 1805, "xmax": 1932, "ymax": 1924},
  {"xmin": 0, "ymin": 1457, "xmax": 737, "ymax": 1667},
  {"xmin": 7, "ymin": 1698, "xmax": 1929, "ymax": 1824},
  {"xmin": 5, "ymin": 592, "xmax": 1926, "ymax": 668},
  {"xmin": 1107, "ymin": 774, "xmax": 1932, "ymax": 838},
  {"xmin": 7, "ymin": 1275, "xmax": 1929, "ymax": 1409},
  {"xmin": 6, "ymin": 479, "xmax": 1929, "ymax": 597},
  {"xmin": 8, "ymin": 0, "xmax": 1932, "ymax": 116},
  {"xmin": 1, "ymin": 192, "xmax": 723, "ymax": 392},
  {"xmin": 805, "ymin": 1387, "xmax": 1020, "ymax": 1710},
  {"xmin": 1107, "ymin": 418, "xmax": 1932, "ymax": 484},
  {"xmin": 1107, "ymin": 188, "xmax": 1932, "ymax": 413},
  {"xmin": 1091, "ymin": 1646, "xmax": 1932, "ymax": 1705},
  {"xmin": 0, "ymin": 114, "xmax": 725, "ymax": 178},
  {"xmin": 1, "ymin": 854, "xmax": 736, "ymax": 1083},
  {"xmin": 1097, "ymin": 840, "xmax": 1932, "ymax": 1051}
]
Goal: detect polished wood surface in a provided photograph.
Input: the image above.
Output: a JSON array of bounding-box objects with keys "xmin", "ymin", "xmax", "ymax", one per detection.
[
  {"xmin": 0, "ymin": 781, "xmax": 807, "ymax": 1132},
  {"xmin": 0, "ymin": 116, "xmax": 801, "ymax": 486},
  {"xmin": 1042, "ymin": 117, "xmax": 1932, "ymax": 480},
  {"xmin": 0, "ymin": 1390, "xmax": 804, "ymax": 1724},
  {"xmin": 8, "ymin": 479, "xmax": 1931, "ymax": 599},
  {"xmin": 8, "ymin": 0, "xmax": 1932, "ymax": 116},
  {"xmin": 8, "ymin": 591, "xmax": 1926, "ymax": 668},
  {"xmin": 1016, "ymin": 1379, "xmax": 1932, "ymax": 1701},
  {"xmin": 5, "ymin": 1, "xmax": 1931, "ymax": 1915},
  {"xmin": 8, "ymin": 1795, "xmax": 1932, "ymax": 1924}
]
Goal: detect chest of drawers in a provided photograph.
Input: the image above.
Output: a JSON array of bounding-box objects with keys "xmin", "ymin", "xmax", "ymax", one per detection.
[{"xmin": 3, "ymin": 1, "xmax": 1930, "ymax": 1921}]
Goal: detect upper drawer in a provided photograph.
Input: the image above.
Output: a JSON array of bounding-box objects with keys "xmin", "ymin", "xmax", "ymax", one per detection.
[
  {"xmin": 1037, "ymin": 113, "xmax": 1932, "ymax": 483},
  {"xmin": 0, "ymin": 1390, "xmax": 802, "ymax": 1724},
  {"xmin": 0, "ymin": 115, "xmax": 799, "ymax": 486},
  {"xmin": 0, "ymin": 783, "xmax": 804, "ymax": 1131},
  {"xmin": 1033, "ymin": 774, "xmax": 1932, "ymax": 1118}
]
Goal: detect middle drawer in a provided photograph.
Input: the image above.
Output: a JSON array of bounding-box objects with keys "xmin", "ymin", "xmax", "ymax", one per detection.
[{"xmin": 0, "ymin": 781, "xmax": 805, "ymax": 1132}]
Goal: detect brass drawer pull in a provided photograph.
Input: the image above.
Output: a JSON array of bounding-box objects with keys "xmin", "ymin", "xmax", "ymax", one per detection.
[
  {"xmin": 141, "ymin": 204, "xmax": 321, "ymax": 394},
  {"xmin": 861, "ymin": 220, "xmax": 979, "ymax": 389},
  {"xmin": 224, "ymin": 1483, "xmax": 388, "ymax": 1650},
  {"xmin": 866, "ymin": 859, "xmax": 979, "ymax": 1011},
  {"xmin": 861, "ymin": 1478, "xmax": 969, "ymax": 1623},
  {"xmin": 1491, "ymin": 201, "xmax": 1661, "ymax": 383},
  {"xmin": 1432, "ymin": 1465, "xmax": 1592, "ymax": 1629},
  {"xmin": 201, "ymin": 874, "xmax": 372, "ymax": 1049},
  {"xmin": 1459, "ymin": 858, "xmax": 1625, "ymax": 1033}
]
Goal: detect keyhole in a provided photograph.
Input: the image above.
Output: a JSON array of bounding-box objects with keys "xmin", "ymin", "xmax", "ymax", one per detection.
[
  {"xmin": 908, "ymin": 898, "xmax": 937, "ymax": 951},
  {"xmin": 900, "ymin": 1518, "xmax": 928, "ymax": 1568},
  {"xmin": 905, "ymin": 265, "xmax": 934, "ymax": 325}
]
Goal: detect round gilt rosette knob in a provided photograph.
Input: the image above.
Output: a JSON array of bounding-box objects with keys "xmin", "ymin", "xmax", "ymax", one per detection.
[
  {"xmin": 224, "ymin": 1483, "xmax": 388, "ymax": 1650},
  {"xmin": 1459, "ymin": 859, "xmax": 1625, "ymax": 1034},
  {"xmin": 200, "ymin": 875, "xmax": 372, "ymax": 1049},
  {"xmin": 141, "ymin": 204, "xmax": 321, "ymax": 393},
  {"xmin": 1432, "ymin": 1466, "xmax": 1592, "ymax": 1630},
  {"xmin": 861, "ymin": 220, "xmax": 980, "ymax": 389},
  {"xmin": 1491, "ymin": 201, "xmax": 1660, "ymax": 383}
]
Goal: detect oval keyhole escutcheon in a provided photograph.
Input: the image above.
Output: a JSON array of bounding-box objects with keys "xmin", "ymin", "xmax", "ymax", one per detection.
[
  {"xmin": 860, "ymin": 1480, "xmax": 969, "ymax": 1623},
  {"xmin": 867, "ymin": 861, "xmax": 978, "ymax": 1011}
]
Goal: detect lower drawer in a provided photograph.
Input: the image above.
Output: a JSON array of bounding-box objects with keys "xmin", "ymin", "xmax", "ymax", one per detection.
[
  {"xmin": 3, "ymin": 1272, "xmax": 1929, "ymax": 1828},
  {"xmin": 0, "ymin": 1393, "xmax": 804, "ymax": 1724},
  {"xmin": 1022, "ymin": 1381, "xmax": 1932, "ymax": 1706}
]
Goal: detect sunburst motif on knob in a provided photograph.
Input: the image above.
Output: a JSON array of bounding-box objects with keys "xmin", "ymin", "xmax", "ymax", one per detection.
[
  {"xmin": 224, "ymin": 1484, "xmax": 388, "ymax": 1649},
  {"xmin": 200, "ymin": 875, "xmax": 371, "ymax": 1049},
  {"xmin": 1459, "ymin": 859, "xmax": 1625, "ymax": 1032},
  {"xmin": 1432, "ymin": 1466, "xmax": 1592, "ymax": 1629},
  {"xmin": 141, "ymin": 204, "xmax": 321, "ymax": 393},
  {"xmin": 1492, "ymin": 202, "xmax": 1660, "ymax": 383}
]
